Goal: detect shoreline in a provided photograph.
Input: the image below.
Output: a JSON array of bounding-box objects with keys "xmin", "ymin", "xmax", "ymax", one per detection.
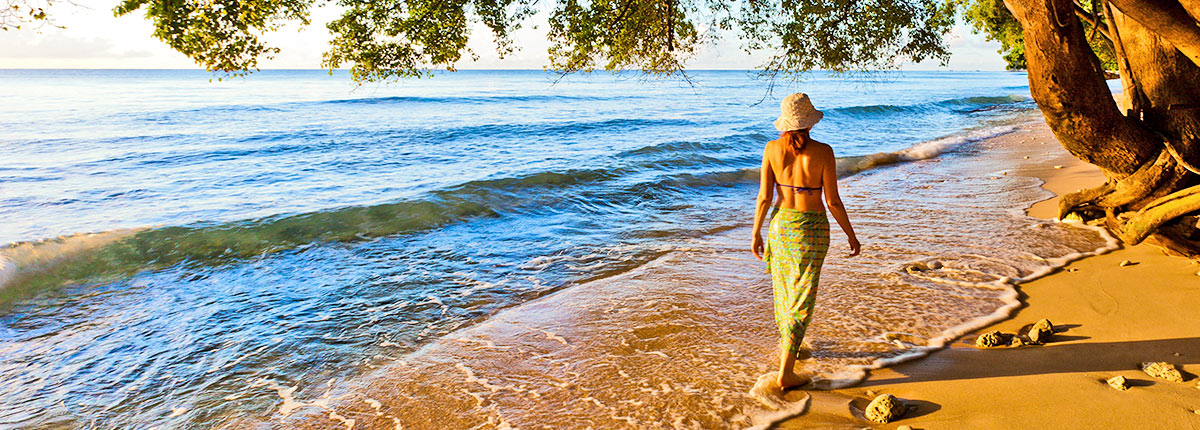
[{"xmin": 778, "ymin": 119, "xmax": 1200, "ymax": 428}]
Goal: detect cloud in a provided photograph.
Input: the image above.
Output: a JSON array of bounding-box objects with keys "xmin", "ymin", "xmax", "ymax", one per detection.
[{"xmin": 0, "ymin": 31, "xmax": 122, "ymax": 58}]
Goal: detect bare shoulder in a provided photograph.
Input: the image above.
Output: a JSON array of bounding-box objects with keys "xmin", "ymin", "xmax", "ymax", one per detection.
[
  {"xmin": 808, "ymin": 140, "xmax": 835, "ymax": 158},
  {"xmin": 764, "ymin": 138, "xmax": 785, "ymax": 158}
]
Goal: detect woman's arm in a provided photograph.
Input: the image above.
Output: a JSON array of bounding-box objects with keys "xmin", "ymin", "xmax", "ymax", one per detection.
[
  {"xmin": 751, "ymin": 144, "xmax": 775, "ymax": 260},
  {"xmin": 822, "ymin": 149, "xmax": 861, "ymax": 257}
]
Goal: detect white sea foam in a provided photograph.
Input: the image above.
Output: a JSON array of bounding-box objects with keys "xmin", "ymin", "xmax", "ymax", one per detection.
[{"xmin": 836, "ymin": 125, "xmax": 1020, "ymax": 177}]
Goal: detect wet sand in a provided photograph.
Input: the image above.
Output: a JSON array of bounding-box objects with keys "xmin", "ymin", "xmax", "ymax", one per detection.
[{"xmin": 779, "ymin": 121, "xmax": 1200, "ymax": 429}]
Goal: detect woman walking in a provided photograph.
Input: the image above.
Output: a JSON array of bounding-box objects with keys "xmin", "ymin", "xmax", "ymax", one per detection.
[{"xmin": 751, "ymin": 93, "xmax": 861, "ymax": 389}]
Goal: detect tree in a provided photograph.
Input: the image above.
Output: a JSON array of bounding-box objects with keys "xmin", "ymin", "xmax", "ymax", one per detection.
[
  {"xmin": 1000, "ymin": 0, "xmax": 1200, "ymax": 256},
  {"xmin": 21, "ymin": 0, "xmax": 1200, "ymax": 255}
]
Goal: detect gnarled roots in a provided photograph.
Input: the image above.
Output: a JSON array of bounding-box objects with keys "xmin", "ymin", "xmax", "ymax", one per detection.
[{"xmin": 1058, "ymin": 150, "xmax": 1200, "ymax": 257}]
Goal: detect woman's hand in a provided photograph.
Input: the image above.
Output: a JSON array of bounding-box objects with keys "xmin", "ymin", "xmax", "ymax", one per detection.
[
  {"xmin": 752, "ymin": 235, "xmax": 765, "ymax": 260},
  {"xmin": 847, "ymin": 236, "xmax": 861, "ymax": 257}
]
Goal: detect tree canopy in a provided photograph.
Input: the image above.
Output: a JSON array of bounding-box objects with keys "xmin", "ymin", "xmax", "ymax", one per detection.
[{"xmin": 100, "ymin": 0, "xmax": 956, "ymax": 80}]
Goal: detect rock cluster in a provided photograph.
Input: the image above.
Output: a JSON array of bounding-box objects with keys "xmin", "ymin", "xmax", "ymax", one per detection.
[
  {"xmin": 864, "ymin": 394, "xmax": 906, "ymax": 424},
  {"xmin": 1141, "ymin": 362, "xmax": 1184, "ymax": 382},
  {"xmin": 974, "ymin": 330, "xmax": 1012, "ymax": 348},
  {"xmin": 1106, "ymin": 375, "xmax": 1129, "ymax": 391}
]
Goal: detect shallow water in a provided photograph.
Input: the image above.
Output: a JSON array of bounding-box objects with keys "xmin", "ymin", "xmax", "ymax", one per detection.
[{"xmin": 0, "ymin": 70, "xmax": 1114, "ymax": 428}]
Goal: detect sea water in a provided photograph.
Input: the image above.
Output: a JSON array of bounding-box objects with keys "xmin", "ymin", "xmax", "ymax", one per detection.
[{"xmin": 0, "ymin": 70, "xmax": 1115, "ymax": 428}]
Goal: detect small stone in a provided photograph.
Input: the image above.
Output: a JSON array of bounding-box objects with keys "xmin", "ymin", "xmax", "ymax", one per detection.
[
  {"xmin": 1054, "ymin": 165, "xmax": 1064, "ymax": 169},
  {"xmin": 865, "ymin": 389, "xmax": 876, "ymax": 397},
  {"xmin": 1023, "ymin": 156, "xmax": 1030, "ymax": 159},
  {"xmin": 975, "ymin": 330, "xmax": 1013, "ymax": 348},
  {"xmin": 898, "ymin": 426, "xmax": 914, "ymax": 430},
  {"xmin": 1067, "ymin": 267, "xmax": 1079, "ymax": 272},
  {"xmin": 1010, "ymin": 335, "xmax": 1029, "ymax": 347},
  {"xmin": 1002, "ymin": 171, "xmax": 1008, "ymax": 175},
  {"xmin": 1119, "ymin": 260, "xmax": 1137, "ymax": 267},
  {"xmin": 1175, "ymin": 352, "xmax": 1181, "ymax": 357},
  {"xmin": 1107, "ymin": 375, "xmax": 1129, "ymax": 391},
  {"xmin": 1141, "ymin": 362, "xmax": 1185, "ymax": 382},
  {"xmin": 864, "ymin": 394, "xmax": 906, "ymax": 424},
  {"xmin": 1028, "ymin": 319, "xmax": 1054, "ymax": 344}
]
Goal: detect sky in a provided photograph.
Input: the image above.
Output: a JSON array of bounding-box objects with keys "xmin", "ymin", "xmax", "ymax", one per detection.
[{"xmin": 0, "ymin": 1, "xmax": 1008, "ymax": 71}]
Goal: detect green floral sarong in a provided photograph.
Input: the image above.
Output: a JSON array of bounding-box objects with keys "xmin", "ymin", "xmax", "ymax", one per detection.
[{"xmin": 763, "ymin": 208, "xmax": 829, "ymax": 359}]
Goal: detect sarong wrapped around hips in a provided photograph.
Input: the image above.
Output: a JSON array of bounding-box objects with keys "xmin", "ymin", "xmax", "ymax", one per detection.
[{"xmin": 763, "ymin": 207, "xmax": 829, "ymax": 359}]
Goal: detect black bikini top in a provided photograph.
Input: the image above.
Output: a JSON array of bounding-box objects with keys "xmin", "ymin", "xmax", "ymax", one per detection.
[{"xmin": 778, "ymin": 183, "xmax": 821, "ymax": 195}]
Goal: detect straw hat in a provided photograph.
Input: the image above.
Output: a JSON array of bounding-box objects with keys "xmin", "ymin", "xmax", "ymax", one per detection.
[{"xmin": 773, "ymin": 93, "xmax": 824, "ymax": 132}]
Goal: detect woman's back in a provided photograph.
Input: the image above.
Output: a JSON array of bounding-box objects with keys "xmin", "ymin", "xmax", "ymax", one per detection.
[{"xmin": 767, "ymin": 136, "xmax": 832, "ymax": 211}]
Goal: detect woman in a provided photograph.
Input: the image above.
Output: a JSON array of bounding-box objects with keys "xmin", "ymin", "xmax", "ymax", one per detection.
[{"xmin": 751, "ymin": 93, "xmax": 860, "ymax": 390}]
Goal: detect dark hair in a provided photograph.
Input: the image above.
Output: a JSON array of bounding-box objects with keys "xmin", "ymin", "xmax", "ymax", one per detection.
[{"xmin": 781, "ymin": 129, "xmax": 810, "ymax": 152}]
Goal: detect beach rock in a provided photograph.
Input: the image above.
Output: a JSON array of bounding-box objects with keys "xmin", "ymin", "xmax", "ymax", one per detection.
[
  {"xmin": 1010, "ymin": 335, "xmax": 1029, "ymax": 347},
  {"xmin": 1053, "ymin": 165, "xmax": 1063, "ymax": 169},
  {"xmin": 864, "ymin": 394, "xmax": 906, "ymax": 424},
  {"xmin": 1141, "ymin": 362, "xmax": 1184, "ymax": 382},
  {"xmin": 1028, "ymin": 319, "xmax": 1054, "ymax": 344},
  {"xmin": 1119, "ymin": 259, "xmax": 1137, "ymax": 267},
  {"xmin": 975, "ymin": 331, "xmax": 1014, "ymax": 348},
  {"xmin": 906, "ymin": 260, "xmax": 942, "ymax": 273},
  {"xmin": 1107, "ymin": 375, "xmax": 1129, "ymax": 391},
  {"xmin": 898, "ymin": 426, "xmax": 914, "ymax": 430}
]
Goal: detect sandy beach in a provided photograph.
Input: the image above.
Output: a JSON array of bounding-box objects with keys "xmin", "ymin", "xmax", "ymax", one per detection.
[{"xmin": 778, "ymin": 121, "xmax": 1200, "ymax": 429}]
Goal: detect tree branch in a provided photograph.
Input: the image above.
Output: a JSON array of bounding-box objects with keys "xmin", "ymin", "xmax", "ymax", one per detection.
[
  {"xmin": 1108, "ymin": 0, "xmax": 1200, "ymax": 68},
  {"xmin": 1072, "ymin": 1, "xmax": 1112, "ymax": 43}
]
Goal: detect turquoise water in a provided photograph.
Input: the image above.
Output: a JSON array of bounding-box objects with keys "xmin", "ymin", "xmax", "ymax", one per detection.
[{"xmin": 0, "ymin": 70, "xmax": 1108, "ymax": 428}]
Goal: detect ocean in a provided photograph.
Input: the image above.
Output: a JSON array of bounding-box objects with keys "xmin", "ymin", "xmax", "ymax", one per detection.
[{"xmin": 0, "ymin": 70, "xmax": 1117, "ymax": 429}]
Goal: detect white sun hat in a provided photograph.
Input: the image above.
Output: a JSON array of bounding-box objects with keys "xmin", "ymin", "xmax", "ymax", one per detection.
[{"xmin": 773, "ymin": 93, "xmax": 824, "ymax": 132}]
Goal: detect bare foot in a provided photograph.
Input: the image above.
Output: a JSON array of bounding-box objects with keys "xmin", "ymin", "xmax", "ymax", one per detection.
[{"xmin": 778, "ymin": 371, "xmax": 811, "ymax": 390}]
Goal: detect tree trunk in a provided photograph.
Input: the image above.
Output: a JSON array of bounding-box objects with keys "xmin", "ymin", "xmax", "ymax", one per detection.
[{"xmin": 1005, "ymin": 0, "xmax": 1200, "ymax": 257}]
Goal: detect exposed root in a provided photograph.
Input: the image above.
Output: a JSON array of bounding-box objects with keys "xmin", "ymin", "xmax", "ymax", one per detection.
[
  {"xmin": 1115, "ymin": 184, "xmax": 1200, "ymax": 248},
  {"xmin": 1059, "ymin": 150, "xmax": 1200, "ymax": 254}
]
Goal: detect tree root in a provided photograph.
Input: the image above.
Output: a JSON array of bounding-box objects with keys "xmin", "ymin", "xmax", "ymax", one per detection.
[
  {"xmin": 1109, "ymin": 184, "xmax": 1200, "ymax": 244},
  {"xmin": 1057, "ymin": 151, "xmax": 1178, "ymax": 220},
  {"xmin": 1058, "ymin": 150, "xmax": 1200, "ymax": 256}
]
